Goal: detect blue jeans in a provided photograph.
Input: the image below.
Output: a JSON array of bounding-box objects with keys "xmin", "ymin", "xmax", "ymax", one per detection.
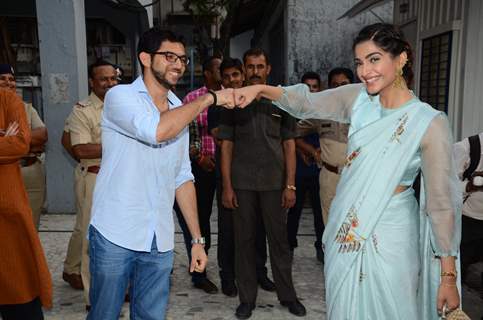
[{"xmin": 87, "ymin": 226, "xmax": 173, "ymax": 320}]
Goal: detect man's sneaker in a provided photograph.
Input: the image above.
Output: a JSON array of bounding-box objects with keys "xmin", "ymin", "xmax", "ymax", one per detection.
[
  {"xmin": 280, "ymin": 299, "xmax": 307, "ymax": 317},
  {"xmin": 235, "ymin": 302, "xmax": 255, "ymax": 319}
]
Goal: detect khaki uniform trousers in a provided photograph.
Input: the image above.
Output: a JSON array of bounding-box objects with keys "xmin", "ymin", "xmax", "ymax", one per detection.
[
  {"xmin": 20, "ymin": 161, "xmax": 45, "ymax": 229},
  {"xmin": 63, "ymin": 165, "xmax": 85, "ymax": 275},
  {"xmin": 63, "ymin": 165, "xmax": 96, "ymax": 304},
  {"xmin": 319, "ymin": 166, "xmax": 341, "ymax": 225},
  {"xmin": 80, "ymin": 171, "xmax": 96, "ymax": 305}
]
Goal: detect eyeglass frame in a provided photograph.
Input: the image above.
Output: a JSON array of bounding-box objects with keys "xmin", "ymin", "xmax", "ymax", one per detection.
[{"xmin": 150, "ymin": 51, "xmax": 190, "ymax": 66}]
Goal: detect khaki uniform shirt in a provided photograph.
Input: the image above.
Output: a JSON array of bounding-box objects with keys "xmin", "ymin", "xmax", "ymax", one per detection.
[
  {"xmin": 24, "ymin": 103, "xmax": 45, "ymax": 158},
  {"xmin": 297, "ymin": 119, "xmax": 349, "ymax": 168},
  {"xmin": 67, "ymin": 93, "xmax": 103, "ymax": 167}
]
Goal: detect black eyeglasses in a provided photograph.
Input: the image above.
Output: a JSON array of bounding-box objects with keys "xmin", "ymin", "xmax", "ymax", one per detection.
[{"xmin": 151, "ymin": 51, "xmax": 190, "ymax": 66}]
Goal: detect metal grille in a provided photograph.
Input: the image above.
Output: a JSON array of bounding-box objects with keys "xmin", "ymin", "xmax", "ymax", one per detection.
[{"xmin": 419, "ymin": 31, "xmax": 452, "ymax": 113}]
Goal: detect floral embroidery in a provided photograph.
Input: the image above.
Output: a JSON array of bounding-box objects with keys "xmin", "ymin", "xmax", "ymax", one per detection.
[
  {"xmin": 335, "ymin": 205, "xmax": 366, "ymax": 253},
  {"xmin": 345, "ymin": 147, "xmax": 361, "ymax": 168},
  {"xmin": 389, "ymin": 113, "xmax": 408, "ymax": 143},
  {"xmin": 359, "ymin": 248, "xmax": 366, "ymax": 282},
  {"xmin": 372, "ymin": 234, "xmax": 379, "ymax": 253}
]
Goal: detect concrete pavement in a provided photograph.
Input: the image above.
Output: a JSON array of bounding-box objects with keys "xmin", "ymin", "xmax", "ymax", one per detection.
[{"xmin": 38, "ymin": 209, "xmax": 482, "ymax": 319}]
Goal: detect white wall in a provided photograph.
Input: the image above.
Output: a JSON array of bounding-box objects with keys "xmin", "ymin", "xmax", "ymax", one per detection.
[
  {"xmin": 230, "ymin": 30, "xmax": 255, "ymax": 61},
  {"xmin": 285, "ymin": 0, "xmax": 394, "ymax": 85}
]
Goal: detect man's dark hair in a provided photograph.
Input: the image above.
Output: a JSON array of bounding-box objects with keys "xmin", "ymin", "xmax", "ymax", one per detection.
[
  {"xmin": 328, "ymin": 67, "xmax": 354, "ymax": 85},
  {"xmin": 301, "ymin": 71, "xmax": 321, "ymax": 86},
  {"xmin": 220, "ymin": 57, "xmax": 243, "ymax": 74},
  {"xmin": 202, "ymin": 56, "xmax": 221, "ymax": 74},
  {"xmin": 88, "ymin": 60, "xmax": 115, "ymax": 79},
  {"xmin": 243, "ymin": 48, "xmax": 270, "ymax": 65},
  {"xmin": 137, "ymin": 28, "xmax": 185, "ymax": 72}
]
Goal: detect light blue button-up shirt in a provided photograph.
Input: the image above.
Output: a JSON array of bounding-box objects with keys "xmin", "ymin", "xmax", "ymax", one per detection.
[{"xmin": 90, "ymin": 76, "xmax": 194, "ymax": 252}]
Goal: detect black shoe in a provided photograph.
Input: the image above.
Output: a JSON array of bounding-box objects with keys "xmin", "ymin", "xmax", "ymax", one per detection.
[
  {"xmin": 258, "ymin": 275, "xmax": 276, "ymax": 292},
  {"xmin": 316, "ymin": 247, "xmax": 324, "ymax": 263},
  {"xmin": 62, "ymin": 272, "xmax": 84, "ymax": 290},
  {"xmin": 235, "ymin": 302, "xmax": 255, "ymax": 319},
  {"xmin": 85, "ymin": 305, "xmax": 91, "ymax": 312},
  {"xmin": 221, "ymin": 279, "xmax": 238, "ymax": 297},
  {"xmin": 193, "ymin": 277, "xmax": 219, "ymax": 294},
  {"xmin": 280, "ymin": 299, "xmax": 306, "ymax": 317}
]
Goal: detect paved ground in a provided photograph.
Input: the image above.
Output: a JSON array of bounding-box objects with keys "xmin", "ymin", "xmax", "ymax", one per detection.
[{"xmin": 38, "ymin": 210, "xmax": 483, "ymax": 320}]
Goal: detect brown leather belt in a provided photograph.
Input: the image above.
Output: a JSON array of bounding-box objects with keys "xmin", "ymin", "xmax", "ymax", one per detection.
[
  {"xmin": 322, "ymin": 161, "xmax": 340, "ymax": 174},
  {"xmin": 20, "ymin": 156, "xmax": 38, "ymax": 167},
  {"xmin": 87, "ymin": 165, "xmax": 100, "ymax": 174}
]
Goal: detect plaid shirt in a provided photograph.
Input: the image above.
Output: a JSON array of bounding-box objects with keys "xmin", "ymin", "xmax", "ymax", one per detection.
[{"xmin": 184, "ymin": 86, "xmax": 216, "ymax": 158}]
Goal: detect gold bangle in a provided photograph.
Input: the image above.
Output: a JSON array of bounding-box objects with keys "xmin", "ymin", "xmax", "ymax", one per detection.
[
  {"xmin": 440, "ymin": 282, "xmax": 457, "ymax": 287},
  {"xmin": 441, "ymin": 271, "xmax": 457, "ymax": 278},
  {"xmin": 286, "ymin": 185, "xmax": 296, "ymax": 191}
]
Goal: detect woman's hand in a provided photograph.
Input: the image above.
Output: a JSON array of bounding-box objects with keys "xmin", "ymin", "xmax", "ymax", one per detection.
[
  {"xmin": 234, "ymin": 85, "xmax": 263, "ymax": 108},
  {"xmin": 437, "ymin": 281, "xmax": 460, "ymax": 315},
  {"xmin": 437, "ymin": 256, "xmax": 460, "ymax": 315},
  {"xmin": 215, "ymin": 88, "xmax": 236, "ymax": 109}
]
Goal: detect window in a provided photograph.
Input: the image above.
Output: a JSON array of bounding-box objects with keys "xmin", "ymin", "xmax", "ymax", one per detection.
[{"xmin": 419, "ymin": 31, "xmax": 452, "ymax": 113}]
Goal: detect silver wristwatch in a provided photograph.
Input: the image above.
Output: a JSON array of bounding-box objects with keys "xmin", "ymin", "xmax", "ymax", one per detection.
[{"xmin": 191, "ymin": 237, "xmax": 206, "ymax": 245}]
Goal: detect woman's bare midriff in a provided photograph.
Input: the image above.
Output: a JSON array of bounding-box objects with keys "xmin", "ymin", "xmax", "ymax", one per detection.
[{"xmin": 393, "ymin": 185, "xmax": 409, "ymax": 195}]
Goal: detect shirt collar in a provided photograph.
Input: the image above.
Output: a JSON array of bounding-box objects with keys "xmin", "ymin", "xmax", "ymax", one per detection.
[
  {"xmin": 132, "ymin": 76, "xmax": 149, "ymax": 93},
  {"xmin": 133, "ymin": 75, "xmax": 181, "ymax": 107},
  {"xmin": 89, "ymin": 92, "xmax": 104, "ymax": 110}
]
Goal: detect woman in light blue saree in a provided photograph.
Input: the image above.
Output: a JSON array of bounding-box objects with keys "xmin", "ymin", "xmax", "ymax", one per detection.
[{"xmin": 235, "ymin": 23, "xmax": 462, "ymax": 319}]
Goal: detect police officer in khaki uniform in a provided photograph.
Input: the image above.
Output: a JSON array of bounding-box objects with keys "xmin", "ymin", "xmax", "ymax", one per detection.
[
  {"xmin": 0, "ymin": 64, "xmax": 48, "ymax": 229},
  {"xmin": 296, "ymin": 68, "xmax": 354, "ymax": 225},
  {"xmin": 61, "ymin": 61, "xmax": 118, "ymax": 308}
]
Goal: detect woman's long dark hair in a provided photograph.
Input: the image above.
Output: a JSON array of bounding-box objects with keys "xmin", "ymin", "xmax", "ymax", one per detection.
[{"xmin": 353, "ymin": 23, "xmax": 414, "ymax": 88}]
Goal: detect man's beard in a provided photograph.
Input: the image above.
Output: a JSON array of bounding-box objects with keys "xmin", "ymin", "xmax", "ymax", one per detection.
[{"xmin": 151, "ymin": 65, "xmax": 175, "ymax": 90}]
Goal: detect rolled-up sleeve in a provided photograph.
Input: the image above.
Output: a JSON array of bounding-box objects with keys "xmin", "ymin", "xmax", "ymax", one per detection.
[
  {"xmin": 175, "ymin": 129, "xmax": 195, "ymax": 188},
  {"xmin": 103, "ymin": 86, "xmax": 160, "ymax": 145}
]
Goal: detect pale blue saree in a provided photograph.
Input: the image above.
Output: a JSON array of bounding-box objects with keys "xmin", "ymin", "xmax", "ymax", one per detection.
[{"xmin": 274, "ymin": 84, "xmax": 462, "ymax": 320}]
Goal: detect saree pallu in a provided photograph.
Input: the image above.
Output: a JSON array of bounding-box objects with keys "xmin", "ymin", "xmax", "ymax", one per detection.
[{"xmin": 323, "ymin": 101, "xmax": 451, "ymax": 320}]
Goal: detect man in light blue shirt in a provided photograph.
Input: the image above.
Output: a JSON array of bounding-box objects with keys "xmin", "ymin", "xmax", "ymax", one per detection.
[{"xmin": 87, "ymin": 28, "xmax": 235, "ymax": 320}]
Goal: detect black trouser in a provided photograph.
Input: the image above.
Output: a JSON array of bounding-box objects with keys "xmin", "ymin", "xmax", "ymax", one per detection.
[
  {"xmin": 461, "ymin": 215, "xmax": 483, "ymax": 281},
  {"xmin": 175, "ymin": 161, "xmax": 217, "ymax": 283},
  {"xmin": 287, "ymin": 174, "xmax": 324, "ymax": 250},
  {"xmin": 233, "ymin": 189, "xmax": 297, "ymax": 304},
  {"xmin": 216, "ymin": 179, "xmax": 269, "ymax": 282},
  {"xmin": 0, "ymin": 297, "xmax": 43, "ymax": 320}
]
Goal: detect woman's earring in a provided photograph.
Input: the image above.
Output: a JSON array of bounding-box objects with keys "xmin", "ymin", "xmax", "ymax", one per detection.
[{"xmin": 393, "ymin": 67, "xmax": 405, "ymax": 89}]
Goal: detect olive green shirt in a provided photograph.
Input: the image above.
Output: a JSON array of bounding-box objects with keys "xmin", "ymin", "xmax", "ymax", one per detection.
[{"xmin": 218, "ymin": 99, "xmax": 296, "ymax": 191}]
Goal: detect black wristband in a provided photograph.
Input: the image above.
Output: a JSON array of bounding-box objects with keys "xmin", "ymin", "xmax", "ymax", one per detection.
[{"xmin": 207, "ymin": 89, "xmax": 217, "ymax": 108}]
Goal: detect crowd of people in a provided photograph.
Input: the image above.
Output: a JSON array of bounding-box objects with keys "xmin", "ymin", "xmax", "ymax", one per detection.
[{"xmin": 0, "ymin": 22, "xmax": 481, "ymax": 320}]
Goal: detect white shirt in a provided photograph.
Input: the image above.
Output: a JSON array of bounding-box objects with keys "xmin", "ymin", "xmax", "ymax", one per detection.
[
  {"xmin": 453, "ymin": 132, "xmax": 483, "ymax": 220},
  {"xmin": 90, "ymin": 76, "xmax": 194, "ymax": 252}
]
